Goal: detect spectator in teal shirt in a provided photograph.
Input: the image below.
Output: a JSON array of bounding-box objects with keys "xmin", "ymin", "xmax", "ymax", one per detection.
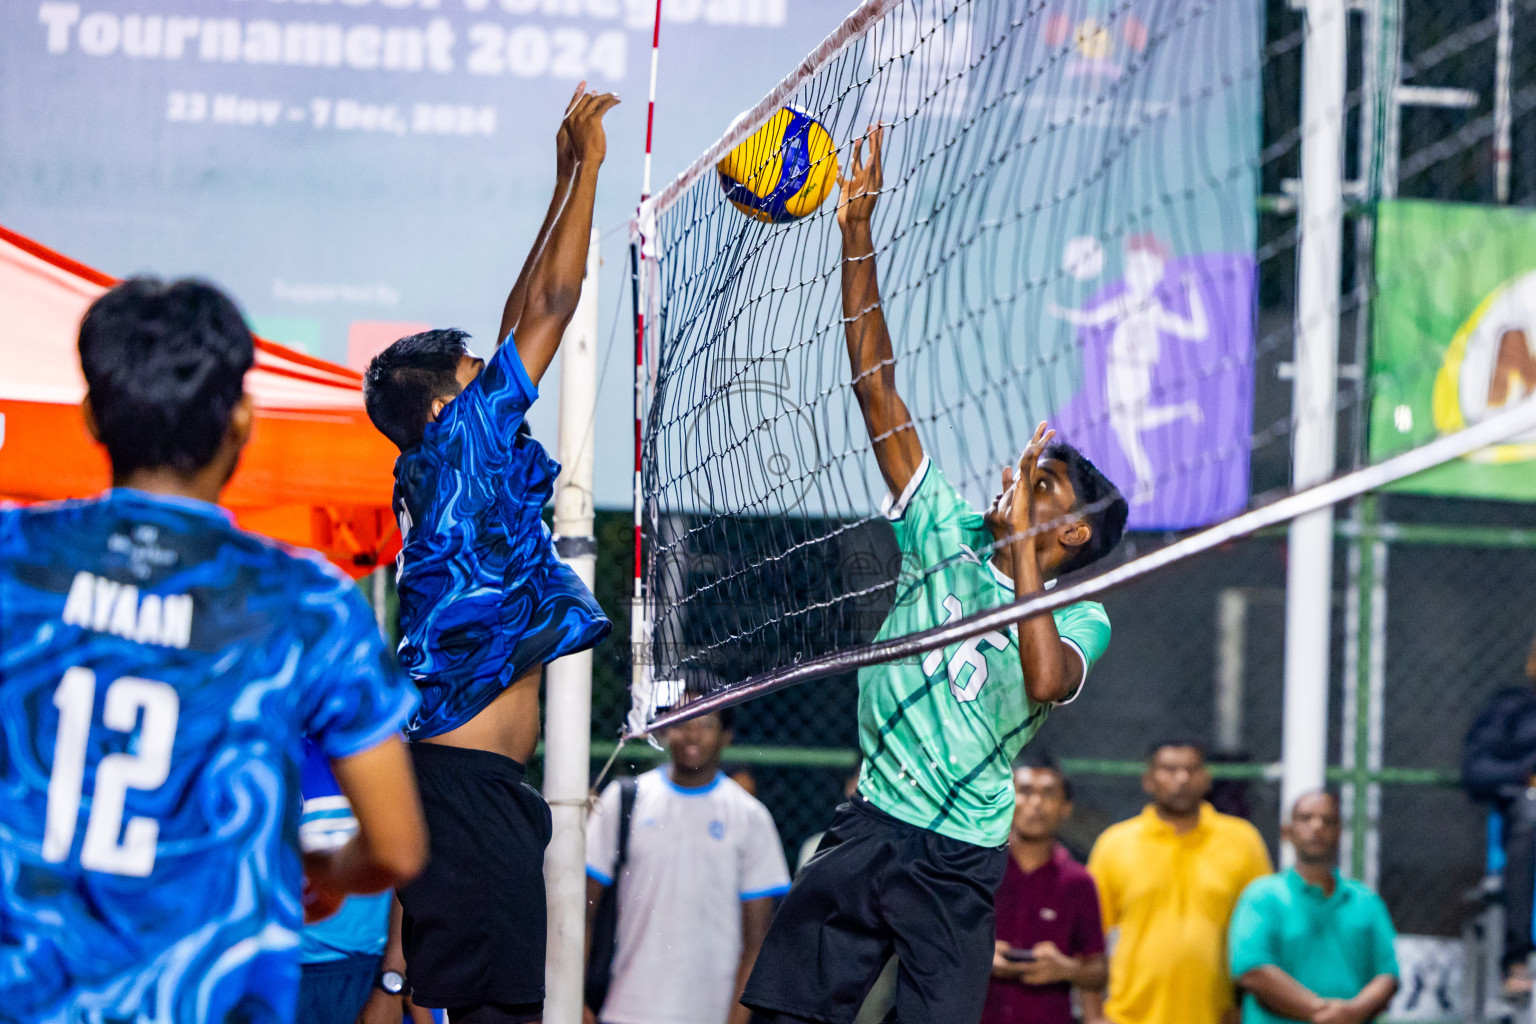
[{"xmin": 1229, "ymin": 792, "xmax": 1399, "ymax": 1024}]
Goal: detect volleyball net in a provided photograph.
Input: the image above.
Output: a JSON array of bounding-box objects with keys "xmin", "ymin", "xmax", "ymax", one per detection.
[{"xmin": 625, "ymin": 0, "xmax": 1536, "ymax": 735}]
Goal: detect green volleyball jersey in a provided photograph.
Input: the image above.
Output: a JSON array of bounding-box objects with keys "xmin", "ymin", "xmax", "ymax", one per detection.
[{"xmin": 857, "ymin": 457, "xmax": 1111, "ymax": 847}]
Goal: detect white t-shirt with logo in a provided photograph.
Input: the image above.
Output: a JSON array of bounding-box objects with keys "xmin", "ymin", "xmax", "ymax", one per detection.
[{"xmin": 586, "ymin": 768, "xmax": 792, "ymax": 1024}]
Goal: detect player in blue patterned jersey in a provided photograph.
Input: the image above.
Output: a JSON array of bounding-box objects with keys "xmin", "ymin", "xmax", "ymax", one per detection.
[
  {"xmin": 361, "ymin": 86, "xmax": 617, "ymax": 1022},
  {"xmin": 0, "ymin": 278, "xmax": 428, "ymax": 1024}
]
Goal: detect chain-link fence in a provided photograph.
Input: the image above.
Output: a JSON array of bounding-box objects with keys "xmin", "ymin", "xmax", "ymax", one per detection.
[
  {"xmin": 365, "ymin": 502, "xmax": 1534, "ymax": 942},
  {"xmin": 581, "ymin": 506, "xmax": 1535, "ymax": 945}
]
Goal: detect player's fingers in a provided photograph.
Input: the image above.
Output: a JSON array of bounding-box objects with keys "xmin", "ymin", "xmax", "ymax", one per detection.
[
  {"xmin": 593, "ymin": 94, "xmax": 622, "ymax": 117},
  {"xmin": 577, "ymin": 94, "xmax": 614, "ymax": 125},
  {"xmin": 849, "ymin": 135, "xmax": 865, "ymax": 174},
  {"xmin": 565, "ymin": 81, "xmax": 587, "ymax": 114}
]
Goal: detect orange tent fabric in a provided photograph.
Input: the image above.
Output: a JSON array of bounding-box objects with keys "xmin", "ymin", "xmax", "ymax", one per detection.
[{"xmin": 0, "ymin": 224, "xmax": 401, "ymax": 577}]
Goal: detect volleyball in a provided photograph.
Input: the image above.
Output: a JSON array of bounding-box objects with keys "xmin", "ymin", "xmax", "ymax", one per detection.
[{"xmin": 717, "ymin": 107, "xmax": 839, "ymax": 223}]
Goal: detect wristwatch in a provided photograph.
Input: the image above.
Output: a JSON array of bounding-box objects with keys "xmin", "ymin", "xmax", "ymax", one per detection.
[{"xmin": 376, "ymin": 969, "xmax": 406, "ymax": 996}]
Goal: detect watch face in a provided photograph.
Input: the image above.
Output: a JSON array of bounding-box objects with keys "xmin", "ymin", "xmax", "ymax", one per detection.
[{"xmin": 379, "ymin": 970, "xmax": 405, "ymax": 995}]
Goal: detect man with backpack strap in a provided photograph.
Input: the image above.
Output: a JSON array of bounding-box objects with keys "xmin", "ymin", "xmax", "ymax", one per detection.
[{"xmin": 584, "ymin": 703, "xmax": 790, "ymax": 1024}]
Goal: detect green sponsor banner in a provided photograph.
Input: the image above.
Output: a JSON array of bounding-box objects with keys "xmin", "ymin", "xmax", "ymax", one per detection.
[{"xmin": 1371, "ymin": 199, "xmax": 1536, "ymax": 500}]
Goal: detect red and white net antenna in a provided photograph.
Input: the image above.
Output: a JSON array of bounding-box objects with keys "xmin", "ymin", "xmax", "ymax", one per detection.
[{"xmin": 630, "ymin": 0, "xmax": 664, "ymax": 720}]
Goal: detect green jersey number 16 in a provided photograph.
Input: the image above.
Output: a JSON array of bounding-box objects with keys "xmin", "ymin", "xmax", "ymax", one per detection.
[{"xmin": 920, "ymin": 595, "xmax": 1010, "ymax": 703}]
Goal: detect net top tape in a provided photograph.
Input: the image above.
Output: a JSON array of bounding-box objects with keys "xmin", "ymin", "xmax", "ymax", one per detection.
[{"xmin": 638, "ymin": 0, "xmax": 901, "ymax": 224}]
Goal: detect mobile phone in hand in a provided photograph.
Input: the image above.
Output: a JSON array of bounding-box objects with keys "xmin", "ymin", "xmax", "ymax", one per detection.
[{"xmin": 1002, "ymin": 947, "xmax": 1036, "ymax": 963}]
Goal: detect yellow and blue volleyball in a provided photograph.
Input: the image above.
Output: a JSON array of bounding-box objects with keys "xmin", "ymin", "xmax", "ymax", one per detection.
[{"xmin": 717, "ymin": 107, "xmax": 839, "ymax": 224}]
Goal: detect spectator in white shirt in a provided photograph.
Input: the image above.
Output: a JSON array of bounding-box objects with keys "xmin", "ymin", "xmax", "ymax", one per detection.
[{"xmin": 585, "ymin": 703, "xmax": 792, "ymax": 1024}]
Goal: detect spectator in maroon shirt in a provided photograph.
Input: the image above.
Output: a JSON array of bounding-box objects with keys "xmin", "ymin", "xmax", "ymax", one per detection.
[{"xmin": 982, "ymin": 753, "xmax": 1108, "ymax": 1024}]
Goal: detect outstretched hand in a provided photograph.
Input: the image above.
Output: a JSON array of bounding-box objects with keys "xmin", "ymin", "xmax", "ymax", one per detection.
[
  {"xmin": 837, "ymin": 124, "xmax": 885, "ymax": 229},
  {"xmin": 995, "ymin": 421, "xmax": 1056, "ymax": 539},
  {"xmin": 558, "ymin": 81, "xmax": 620, "ymax": 175}
]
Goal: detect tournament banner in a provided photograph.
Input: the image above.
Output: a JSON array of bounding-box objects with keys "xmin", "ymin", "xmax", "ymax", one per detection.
[
  {"xmin": 1370, "ymin": 199, "xmax": 1536, "ymax": 500},
  {"xmin": 660, "ymin": 0, "xmax": 1265, "ymax": 529},
  {"xmin": 0, "ymin": 0, "xmax": 855, "ymax": 508},
  {"xmin": 1030, "ymin": 0, "xmax": 1261, "ymax": 532}
]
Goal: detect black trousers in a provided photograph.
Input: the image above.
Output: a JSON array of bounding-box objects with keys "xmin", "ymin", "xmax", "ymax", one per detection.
[
  {"xmin": 397, "ymin": 744, "xmax": 552, "ymax": 1009},
  {"xmin": 743, "ymin": 795, "xmax": 1006, "ymax": 1024},
  {"xmin": 1505, "ymin": 798, "xmax": 1536, "ymax": 971}
]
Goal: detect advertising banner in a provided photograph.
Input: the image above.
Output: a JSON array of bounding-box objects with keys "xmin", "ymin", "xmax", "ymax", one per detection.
[
  {"xmin": 0, "ymin": 0, "xmax": 854, "ymax": 506},
  {"xmin": 1034, "ymin": 0, "xmax": 1262, "ymax": 530},
  {"xmin": 1371, "ymin": 199, "xmax": 1536, "ymax": 500}
]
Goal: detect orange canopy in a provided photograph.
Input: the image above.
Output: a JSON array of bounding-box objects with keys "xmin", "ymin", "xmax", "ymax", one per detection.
[{"xmin": 0, "ymin": 224, "xmax": 401, "ymax": 577}]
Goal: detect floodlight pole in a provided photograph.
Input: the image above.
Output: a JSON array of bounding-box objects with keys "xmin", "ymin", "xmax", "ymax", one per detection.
[
  {"xmin": 1496, "ymin": 0, "xmax": 1514, "ymax": 203},
  {"xmin": 1282, "ymin": 0, "xmax": 1348, "ymax": 855},
  {"xmin": 544, "ymin": 227, "xmax": 602, "ymax": 1024}
]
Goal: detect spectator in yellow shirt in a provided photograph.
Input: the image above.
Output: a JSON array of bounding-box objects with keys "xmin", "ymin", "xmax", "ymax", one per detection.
[{"xmin": 1086, "ymin": 740, "xmax": 1273, "ymax": 1024}]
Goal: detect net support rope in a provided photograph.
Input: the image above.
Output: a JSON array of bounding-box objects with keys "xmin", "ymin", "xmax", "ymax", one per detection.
[{"xmin": 628, "ymin": 394, "xmax": 1536, "ymax": 737}]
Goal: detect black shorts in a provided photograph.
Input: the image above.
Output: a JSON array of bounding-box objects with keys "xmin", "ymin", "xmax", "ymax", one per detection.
[
  {"xmin": 397, "ymin": 743, "xmax": 552, "ymax": 1009},
  {"xmin": 742, "ymin": 795, "xmax": 1007, "ymax": 1024}
]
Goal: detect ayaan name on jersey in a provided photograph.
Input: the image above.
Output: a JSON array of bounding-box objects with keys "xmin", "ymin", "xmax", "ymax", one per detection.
[{"xmin": 60, "ymin": 571, "xmax": 193, "ymax": 649}]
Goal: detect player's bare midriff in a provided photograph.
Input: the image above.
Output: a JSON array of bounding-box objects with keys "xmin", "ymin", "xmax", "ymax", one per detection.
[{"xmin": 417, "ymin": 664, "xmax": 542, "ymax": 764}]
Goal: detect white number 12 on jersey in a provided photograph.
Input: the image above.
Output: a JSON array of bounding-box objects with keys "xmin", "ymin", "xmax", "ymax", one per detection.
[{"xmin": 43, "ymin": 667, "xmax": 180, "ymax": 877}]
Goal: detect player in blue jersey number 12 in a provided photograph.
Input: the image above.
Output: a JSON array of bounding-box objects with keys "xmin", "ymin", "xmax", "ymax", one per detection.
[
  {"xmin": 0, "ymin": 278, "xmax": 428, "ymax": 1024},
  {"xmin": 740, "ymin": 125, "xmax": 1130, "ymax": 1024},
  {"xmin": 361, "ymin": 85, "xmax": 618, "ymax": 1024}
]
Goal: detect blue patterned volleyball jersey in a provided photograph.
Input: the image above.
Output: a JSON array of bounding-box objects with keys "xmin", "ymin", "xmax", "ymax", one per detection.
[
  {"xmin": 392, "ymin": 339, "xmax": 611, "ymax": 740},
  {"xmin": 0, "ymin": 489, "xmax": 419, "ymax": 1024}
]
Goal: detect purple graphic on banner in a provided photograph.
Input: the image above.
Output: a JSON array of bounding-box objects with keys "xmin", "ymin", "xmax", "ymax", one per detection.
[{"xmin": 1051, "ymin": 244, "xmax": 1255, "ymax": 530}]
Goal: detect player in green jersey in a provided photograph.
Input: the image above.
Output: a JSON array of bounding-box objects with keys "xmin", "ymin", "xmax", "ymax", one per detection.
[{"xmin": 742, "ymin": 126, "xmax": 1129, "ymax": 1024}]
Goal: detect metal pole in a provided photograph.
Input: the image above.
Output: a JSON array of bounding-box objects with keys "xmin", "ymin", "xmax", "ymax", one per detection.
[
  {"xmin": 1379, "ymin": 0, "xmax": 1404, "ymax": 201},
  {"xmin": 1215, "ymin": 589, "xmax": 1247, "ymax": 756},
  {"xmin": 1340, "ymin": 527, "xmax": 1363, "ymax": 877},
  {"xmin": 1341, "ymin": 497, "xmax": 1382, "ymax": 882},
  {"xmin": 1364, "ymin": 534, "xmax": 1386, "ymax": 890},
  {"xmin": 544, "ymin": 228, "xmax": 602, "ymax": 1024},
  {"xmin": 1281, "ymin": 0, "xmax": 1348, "ymax": 852},
  {"xmin": 370, "ymin": 565, "xmax": 388, "ymax": 635},
  {"xmin": 1496, "ymin": 0, "xmax": 1514, "ymax": 203}
]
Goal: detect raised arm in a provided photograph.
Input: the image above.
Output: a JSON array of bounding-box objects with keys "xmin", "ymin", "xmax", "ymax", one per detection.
[
  {"xmin": 504, "ymin": 87, "xmax": 620, "ymax": 386},
  {"xmin": 837, "ymin": 125, "xmax": 924, "ymax": 496},
  {"xmin": 997, "ymin": 423, "xmax": 1084, "ymax": 704},
  {"xmin": 1047, "ymin": 299, "xmax": 1120, "ymax": 328},
  {"xmin": 303, "ymin": 736, "xmax": 427, "ymax": 920},
  {"xmin": 497, "ymin": 84, "xmax": 584, "ymax": 349},
  {"xmin": 1157, "ymin": 274, "xmax": 1209, "ymax": 340}
]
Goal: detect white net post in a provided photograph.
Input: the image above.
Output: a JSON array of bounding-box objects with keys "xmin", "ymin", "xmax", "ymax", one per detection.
[
  {"xmin": 543, "ymin": 228, "xmax": 601, "ymax": 1024},
  {"xmin": 1280, "ymin": 0, "xmax": 1349, "ymax": 846}
]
